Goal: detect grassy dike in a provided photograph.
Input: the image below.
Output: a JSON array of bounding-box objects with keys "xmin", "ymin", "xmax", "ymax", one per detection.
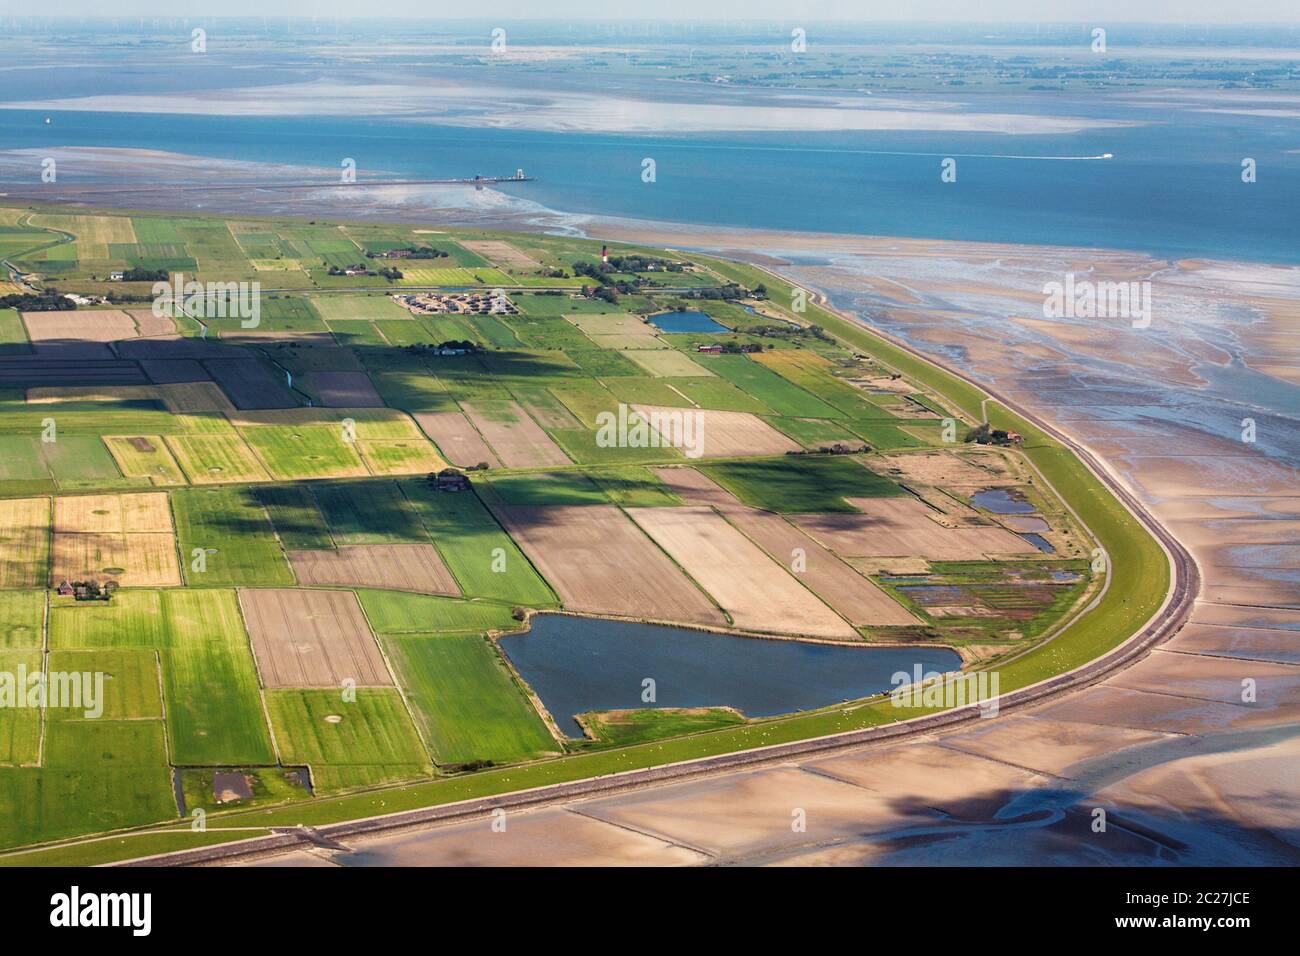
[{"xmin": 3, "ymin": 250, "xmax": 1172, "ymax": 867}]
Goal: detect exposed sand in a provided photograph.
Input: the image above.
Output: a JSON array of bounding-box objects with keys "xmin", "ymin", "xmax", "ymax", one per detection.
[
  {"xmin": 0, "ymin": 78, "xmax": 1137, "ymax": 135},
  {"xmin": 574, "ymin": 765, "xmax": 931, "ymax": 858},
  {"xmin": 294, "ymin": 805, "xmax": 709, "ymax": 867}
]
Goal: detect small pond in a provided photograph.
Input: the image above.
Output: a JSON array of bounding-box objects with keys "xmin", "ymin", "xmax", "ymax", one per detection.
[
  {"xmin": 971, "ymin": 487, "xmax": 1037, "ymax": 515},
  {"xmin": 1018, "ymin": 533, "xmax": 1056, "ymax": 554},
  {"xmin": 649, "ymin": 310, "xmax": 728, "ymax": 333}
]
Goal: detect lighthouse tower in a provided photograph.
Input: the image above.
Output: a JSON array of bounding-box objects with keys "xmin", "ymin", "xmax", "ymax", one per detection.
[{"xmin": 600, "ymin": 244, "xmax": 609, "ymax": 264}]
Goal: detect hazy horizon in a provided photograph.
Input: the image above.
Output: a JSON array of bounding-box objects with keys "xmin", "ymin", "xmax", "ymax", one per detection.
[{"xmin": 3, "ymin": 4, "xmax": 1300, "ymax": 25}]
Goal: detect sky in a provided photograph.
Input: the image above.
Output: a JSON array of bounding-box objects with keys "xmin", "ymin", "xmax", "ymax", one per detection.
[{"xmin": 4, "ymin": 2, "xmax": 1299, "ymax": 23}]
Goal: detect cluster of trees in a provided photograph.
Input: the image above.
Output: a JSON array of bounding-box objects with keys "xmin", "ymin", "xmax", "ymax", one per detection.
[
  {"xmin": 119, "ymin": 266, "xmax": 168, "ymax": 282},
  {"xmin": 786, "ymin": 443, "xmax": 870, "ymax": 457},
  {"xmin": 65, "ymin": 580, "xmax": 117, "ymax": 602},
  {"xmin": 964, "ymin": 423, "xmax": 1018, "ymax": 446},
  {"xmin": 0, "ymin": 290, "xmax": 70, "ymax": 311},
  {"xmin": 686, "ymin": 283, "xmax": 745, "ymax": 301},
  {"xmin": 104, "ymin": 291, "xmax": 155, "ymax": 304},
  {"xmin": 710, "ymin": 341, "xmax": 765, "ymax": 354},
  {"xmin": 746, "ymin": 321, "xmax": 832, "ymax": 343},
  {"xmin": 326, "ymin": 263, "xmax": 403, "ymax": 280},
  {"xmin": 403, "ymin": 339, "xmax": 479, "ymax": 354},
  {"xmin": 606, "ymin": 254, "xmax": 684, "ymax": 273},
  {"xmin": 573, "ymin": 260, "xmax": 644, "ymax": 298},
  {"xmin": 368, "ymin": 245, "xmax": 448, "ymax": 260}
]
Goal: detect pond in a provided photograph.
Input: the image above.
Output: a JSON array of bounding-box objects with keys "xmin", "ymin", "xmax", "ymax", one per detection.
[
  {"xmin": 1018, "ymin": 532, "xmax": 1056, "ymax": 554},
  {"xmin": 498, "ymin": 614, "xmax": 962, "ymax": 737},
  {"xmin": 971, "ymin": 487, "xmax": 1037, "ymax": 515},
  {"xmin": 648, "ymin": 309, "xmax": 728, "ymax": 333}
]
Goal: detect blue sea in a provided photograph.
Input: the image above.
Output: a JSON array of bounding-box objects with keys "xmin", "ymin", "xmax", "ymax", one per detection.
[{"xmin": 3, "ymin": 95, "xmax": 1298, "ymax": 264}]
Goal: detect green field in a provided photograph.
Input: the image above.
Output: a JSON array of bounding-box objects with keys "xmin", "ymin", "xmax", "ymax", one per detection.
[
  {"xmin": 157, "ymin": 589, "xmax": 275, "ymax": 766},
  {"xmin": 0, "ymin": 591, "xmax": 44, "ymax": 648},
  {"xmin": 266, "ymin": 689, "xmax": 431, "ymax": 793},
  {"xmin": 50, "ymin": 590, "xmax": 167, "ymax": 648},
  {"xmin": 356, "ymin": 590, "xmax": 520, "ymax": 635},
  {"xmin": 0, "ymin": 650, "xmax": 42, "ymax": 764},
  {"xmin": 254, "ymin": 483, "xmax": 334, "ymax": 549},
  {"xmin": 701, "ymin": 354, "xmax": 841, "ymax": 417},
  {"xmin": 483, "ymin": 471, "xmax": 608, "ymax": 506},
  {"xmin": 172, "ymin": 486, "xmax": 295, "ymax": 586},
  {"xmin": 400, "ymin": 481, "xmax": 556, "ymax": 606},
  {"xmin": 589, "ymin": 466, "xmax": 683, "ymax": 507},
  {"xmin": 241, "ymin": 425, "xmax": 367, "ymax": 480},
  {"xmin": 310, "ymin": 294, "xmax": 411, "ymax": 322},
  {"xmin": 701, "ymin": 455, "xmax": 905, "ymax": 512},
  {"xmin": 45, "ymin": 648, "xmax": 162, "ymax": 722},
  {"xmin": 580, "ymin": 707, "xmax": 746, "ymax": 746},
  {"xmin": 383, "ymin": 634, "xmax": 556, "ymax": 765},
  {"xmin": 52, "ymin": 588, "xmax": 275, "ymax": 764},
  {"xmin": 313, "ymin": 479, "xmax": 426, "ymax": 543}
]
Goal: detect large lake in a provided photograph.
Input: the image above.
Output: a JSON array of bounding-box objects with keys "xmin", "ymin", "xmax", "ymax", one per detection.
[{"xmin": 497, "ymin": 614, "xmax": 962, "ymax": 737}]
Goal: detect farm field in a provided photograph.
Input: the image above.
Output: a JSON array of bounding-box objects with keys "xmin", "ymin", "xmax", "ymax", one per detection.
[
  {"xmin": 239, "ymin": 587, "xmax": 393, "ymax": 688},
  {"xmin": 492, "ymin": 503, "xmax": 725, "ymax": 626},
  {"xmin": 632, "ymin": 404, "xmax": 800, "ymax": 458},
  {"xmin": 627, "ymin": 506, "xmax": 857, "ymax": 638},
  {"xmin": 171, "ymin": 486, "xmax": 295, "ymax": 585},
  {"xmin": 721, "ymin": 507, "xmax": 918, "ymax": 627},
  {"xmin": 383, "ymin": 634, "xmax": 557, "ymax": 765},
  {"xmin": 793, "ymin": 498, "xmax": 1037, "ymax": 560},
  {"xmin": 265, "ymin": 689, "xmax": 432, "ymax": 793},
  {"xmin": 701, "ymin": 456, "xmax": 906, "ymax": 512},
  {"xmin": 288, "ymin": 543, "xmax": 460, "ymax": 595},
  {"xmin": 0, "ymin": 206, "xmax": 1139, "ymax": 863}
]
